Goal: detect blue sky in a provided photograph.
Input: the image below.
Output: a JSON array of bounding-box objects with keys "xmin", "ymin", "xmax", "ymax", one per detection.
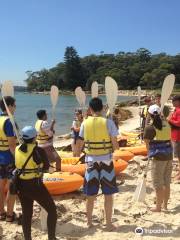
[{"xmin": 0, "ymin": 0, "xmax": 180, "ymax": 85}]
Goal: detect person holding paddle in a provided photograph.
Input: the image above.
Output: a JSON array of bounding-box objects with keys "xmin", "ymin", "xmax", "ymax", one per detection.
[
  {"xmin": 143, "ymin": 104, "xmax": 173, "ymax": 212},
  {"xmin": 0, "ymin": 96, "xmax": 17, "ymax": 222},
  {"xmin": 35, "ymin": 110, "xmax": 61, "ymax": 171},
  {"xmin": 77, "ymin": 97, "xmax": 119, "ymax": 230}
]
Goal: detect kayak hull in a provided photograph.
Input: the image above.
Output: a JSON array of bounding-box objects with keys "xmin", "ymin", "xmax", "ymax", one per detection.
[
  {"xmin": 43, "ymin": 172, "xmax": 83, "ymax": 195},
  {"xmin": 61, "ymin": 158, "xmax": 128, "ymax": 176}
]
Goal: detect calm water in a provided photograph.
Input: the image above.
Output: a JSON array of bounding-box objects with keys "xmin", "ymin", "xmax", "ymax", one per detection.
[{"xmin": 14, "ymin": 93, "xmax": 136, "ymax": 135}]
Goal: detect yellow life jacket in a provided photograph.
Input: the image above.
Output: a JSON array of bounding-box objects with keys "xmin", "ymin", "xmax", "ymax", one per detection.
[
  {"xmin": 84, "ymin": 116, "xmax": 112, "ymax": 155},
  {"xmin": 0, "ymin": 116, "xmax": 10, "ymax": 151},
  {"xmin": 35, "ymin": 120, "xmax": 53, "ymax": 145},
  {"xmin": 155, "ymin": 120, "xmax": 171, "ymax": 141},
  {"xmin": 15, "ymin": 144, "xmax": 43, "ymax": 180}
]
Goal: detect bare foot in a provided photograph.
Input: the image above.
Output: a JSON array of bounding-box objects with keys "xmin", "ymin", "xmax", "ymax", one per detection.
[
  {"xmin": 150, "ymin": 208, "xmax": 161, "ymax": 212},
  {"xmin": 105, "ymin": 223, "xmax": 117, "ymax": 232}
]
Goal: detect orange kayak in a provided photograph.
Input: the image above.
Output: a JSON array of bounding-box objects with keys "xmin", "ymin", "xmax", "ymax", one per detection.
[
  {"xmin": 120, "ymin": 145, "xmax": 147, "ymax": 156},
  {"xmin": 43, "ymin": 172, "xmax": 83, "ymax": 195},
  {"xmin": 113, "ymin": 150, "xmax": 134, "ymax": 161},
  {"xmin": 61, "ymin": 158, "xmax": 128, "ymax": 176}
]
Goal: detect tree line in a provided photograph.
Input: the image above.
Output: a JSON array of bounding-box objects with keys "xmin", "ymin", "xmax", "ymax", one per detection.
[{"xmin": 25, "ymin": 47, "xmax": 180, "ymax": 91}]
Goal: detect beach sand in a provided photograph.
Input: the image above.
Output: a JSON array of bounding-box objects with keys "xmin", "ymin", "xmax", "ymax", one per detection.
[{"xmin": 1, "ymin": 106, "xmax": 180, "ymax": 240}]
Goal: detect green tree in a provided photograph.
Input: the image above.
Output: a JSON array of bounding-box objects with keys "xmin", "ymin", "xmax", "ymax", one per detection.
[{"xmin": 64, "ymin": 46, "xmax": 86, "ymax": 90}]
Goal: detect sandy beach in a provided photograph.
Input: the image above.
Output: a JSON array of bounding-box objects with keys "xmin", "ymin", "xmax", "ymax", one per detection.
[{"xmin": 1, "ymin": 106, "xmax": 180, "ymax": 240}]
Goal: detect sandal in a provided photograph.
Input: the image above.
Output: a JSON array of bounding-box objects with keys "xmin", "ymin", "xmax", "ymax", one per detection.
[
  {"xmin": 0, "ymin": 212, "xmax": 6, "ymax": 221},
  {"xmin": 6, "ymin": 212, "xmax": 16, "ymax": 222}
]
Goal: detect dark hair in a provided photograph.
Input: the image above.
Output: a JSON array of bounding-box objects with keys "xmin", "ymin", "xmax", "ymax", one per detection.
[
  {"xmin": 155, "ymin": 93, "xmax": 161, "ymax": 98},
  {"xmin": 75, "ymin": 109, "xmax": 82, "ymax": 114},
  {"xmin": 172, "ymin": 95, "xmax": 180, "ymax": 102},
  {"xmin": 151, "ymin": 114, "xmax": 163, "ymax": 130},
  {"xmin": 89, "ymin": 98, "xmax": 103, "ymax": 112},
  {"xmin": 0, "ymin": 96, "xmax": 15, "ymax": 112},
  {"xmin": 19, "ymin": 138, "xmax": 35, "ymax": 152},
  {"xmin": 144, "ymin": 97, "xmax": 151, "ymax": 102},
  {"xmin": 114, "ymin": 108, "xmax": 119, "ymax": 115},
  {"xmin": 36, "ymin": 110, "xmax": 46, "ymax": 119}
]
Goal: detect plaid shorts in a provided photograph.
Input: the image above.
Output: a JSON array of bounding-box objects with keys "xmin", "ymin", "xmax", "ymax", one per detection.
[{"xmin": 83, "ymin": 161, "xmax": 118, "ymax": 196}]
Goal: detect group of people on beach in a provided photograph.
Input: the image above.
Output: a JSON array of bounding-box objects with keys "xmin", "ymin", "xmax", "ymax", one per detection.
[{"xmin": 0, "ymin": 92, "xmax": 180, "ymax": 240}]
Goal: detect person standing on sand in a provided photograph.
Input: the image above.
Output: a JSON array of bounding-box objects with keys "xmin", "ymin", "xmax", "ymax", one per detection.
[
  {"xmin": 35, "ymin": 110, "xmax": 61, "ymax": 171},
  {"xmin": 144, "ymin": 105, "xmax": 173, "ymax": 212},
  {"xmin": 76, "ymin": 98, "xmax": 119, "ymax": 230},
  {"xmin": 71, "ymin": 109, "xmax": 83, "ymax": 157},
  {"xmin": 167, "ymin": 95, "xmax": 180, "ymax": 180},
  {"xmin": 15, "ymin": 126, "xmax": 57, "ymax": 240},
  {"xmin": 0, "ymin": 96, "xmax": 17, "ymax": 222}
]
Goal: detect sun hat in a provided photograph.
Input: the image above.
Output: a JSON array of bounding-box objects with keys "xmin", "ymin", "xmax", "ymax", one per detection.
[
  {"xmin": 21, "ymin": 126, "xmax": 37, "ymax": 140},
  {"xmin": 148, "ymin": 104, "xmax": 161, "ymax": 115}
]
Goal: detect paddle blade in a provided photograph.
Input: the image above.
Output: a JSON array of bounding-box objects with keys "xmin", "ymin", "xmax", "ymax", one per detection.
[
  {"xmin": 160, "ymin": 74, "xmax": 175, "ymax": 112},
  {"xmin": 50, "ymin": 85, "xmax": 59, "ymax": 108},
  {"xmin": 137, "ymin": 86, "xmax": 141, "ymax": 106},
  {"xmin": 75, "ymin": 87, "xmax": 83, "ymax": 105},
  {"xmin": 105, "ymin": 76, "xmax": 118, "ymax": 113},
  {"xmin": 1, "ymin": 81, "xmax": 14, "ymax": 97},
  {"xmin": 91, "ymin": 81, "xmax": 98, "ymax": 98},
  {"xmin": 134, "ymin": 177, "xmax": 146, "ymax": 202},
  {"xmin": 75, "ymin": 87, "xmax": 86, "ymax": 106},
  {"xmin": 80, "ymin": 90, "xmax": 86, "ymax": 107}
]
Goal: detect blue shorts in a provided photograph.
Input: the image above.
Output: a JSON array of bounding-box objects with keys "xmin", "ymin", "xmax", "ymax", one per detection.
[
  {"xmin": 0, "ymin": 164, "xmax": 14, "ymax": 179},
  {"xmin": 83, "ymin": 161, "xmax": 118, "ymax": 196}
]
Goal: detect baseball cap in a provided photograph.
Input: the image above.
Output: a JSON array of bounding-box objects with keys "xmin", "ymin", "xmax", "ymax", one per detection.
[
  {"xmin": 21, "ymin": 126, "xmax": 37, "ymax": 140},
  {"xmin": 148, "ymin": 104, "xmax": 161, "ymax": 115}
]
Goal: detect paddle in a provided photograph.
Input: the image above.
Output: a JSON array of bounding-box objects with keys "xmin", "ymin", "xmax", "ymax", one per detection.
[
  {"xmin": 41, "ymin": 85, "xmax": 59, "ymax": 231},
  {"xmin": 134, "ymin": 74, "xmax": 175, "ymax": 202},
  {"xmin": 133, "ymin": 158, "xmax": 150, "ymax": 202},
  {"xmin": 105, "ymin": 76, "xmax": 118, "ymax": 114},
  {"xmin": 1, "ymin": 81, "xmax": 21, "ymax": 143},
  {"xmin": 50, "ymin": 85, "xmax": 59, "ymax": 119},
  {"xmin": 160, "ymin": 74, "xmax": 175, "ymax": 113},
  {"xmin": 137, "ymin": 86, "xmax": 142, "ymax": 142},
  {"xmin": 75, "ymin": 86, "xmax": 86, "ymax": 108},
  {"xmin": 91, "ymin": 81, "xmax": 98, "ymax": 98}
]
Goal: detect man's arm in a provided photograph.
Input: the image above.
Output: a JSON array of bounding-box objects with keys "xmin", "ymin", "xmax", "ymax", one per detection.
[
  {"xmin": 110, "ymin": 136, "xmax": 119, "ymax": 151},
  {"xmin": 41, "ymin": 121, "xmax": 54, "ymax": 137},
  {"xmin": 167, "ymin": 111, "xmax": 180, "ymax": 127},
  {"xmin": 144, "ymin": 139, "xmax": 150, "ymax": 152}
]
